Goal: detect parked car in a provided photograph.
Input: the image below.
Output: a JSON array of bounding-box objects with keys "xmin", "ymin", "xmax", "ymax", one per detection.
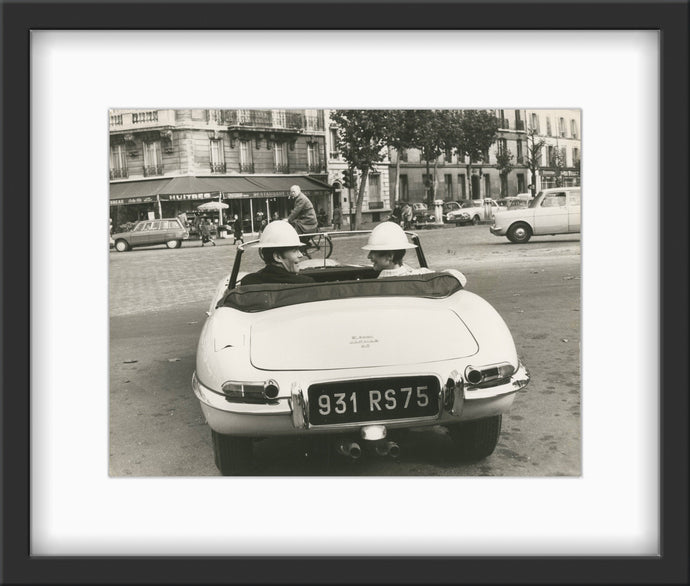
[
  {"xmin": 193, "ymin": 230, "xmax": 530, "ymax": 475},
  {"xmin": 446, "ymin": 199, "xmax": 499, "ymax": 225},
  {"xmin": 411, "ymin": 202, "xmax": 436, "ymax": 227},
  {"xmin": 111, "ymin": 218, "xmax": 189, "ymax": 252},
  {"xmin": 442, "ymin": 201, "xmax": 463, "ymax": 216},
  {"xmin": 491, "ymin": 187, "xmax": 581, "ymax": 243}
]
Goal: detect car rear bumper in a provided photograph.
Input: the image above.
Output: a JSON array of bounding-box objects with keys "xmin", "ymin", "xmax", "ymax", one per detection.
[{"xmin": 193, "ymin": 363, "xmax": 529, "ymax": 436}]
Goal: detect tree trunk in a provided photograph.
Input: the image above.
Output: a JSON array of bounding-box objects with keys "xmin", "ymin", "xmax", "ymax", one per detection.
[
  {"xmin": 432, "ymin": 159, "xmax": 438, "ymax": 204},
  {"xmin": 425, "ymin": 158, "xmax": 431, "ymax": 205},
  {"xmin": 466, "ymin": 163, "xmax": 473, "ymax": 199},
  {"xmin": 394, "ymin": 152, "xmax": 401, "ymax": 203},
  {"xmin": 355, "ymin": 169, "xmax": 369, "ymax": 230}
]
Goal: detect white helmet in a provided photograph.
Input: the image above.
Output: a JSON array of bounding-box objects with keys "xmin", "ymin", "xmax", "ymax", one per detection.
[
  {"xmin": 362, "ymin": 222, "xmax": 417, "ymax": 251},
  {"xmin": 258, "ymin": 220, "xmax": 304, "ymax": 249}
]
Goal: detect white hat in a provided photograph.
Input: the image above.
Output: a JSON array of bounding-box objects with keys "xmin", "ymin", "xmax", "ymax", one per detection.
[
  {"xmin": 258, "ymin": 220, "xmax": 305, "ymax": 249},
  {"xmin": 362, "ymin": 222, "xmax": 417, "ymax": 251}
]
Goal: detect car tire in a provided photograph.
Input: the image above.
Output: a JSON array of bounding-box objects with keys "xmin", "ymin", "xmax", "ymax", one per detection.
[
  {"xmin": 114, "ymin": 239, "xmax": 129, "ymax": 252},
  {"xmin": 507, "ymin": 222, "xmax": 532, "ymax": 243},
  {"xmin": 166, "ymin": 239, "xmax": 180, "ymax": 249},
  {"xmin": 471, "ymin": 215, "xmax": 480, "ymax": 225},
  {"xmin": 448, "ymin": 415, "xmax": 502, "ymax": 461},
  {"xmin": 211, "ymin": 430, "xmax": 253, "ymax": 476}
]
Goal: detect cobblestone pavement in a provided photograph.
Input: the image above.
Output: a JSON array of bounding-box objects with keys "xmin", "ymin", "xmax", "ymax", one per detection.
[{"xmin": 109, "ymin": 225, "xmax": 580, "ymax": 317}]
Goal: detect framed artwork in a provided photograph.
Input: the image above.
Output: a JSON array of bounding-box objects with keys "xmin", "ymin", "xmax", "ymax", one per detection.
[{"xmin": 2, "ymin": 1, "xmax": 687, "ymax": 584}]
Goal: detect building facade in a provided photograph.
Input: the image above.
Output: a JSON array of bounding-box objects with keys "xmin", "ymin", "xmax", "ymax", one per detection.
[
  {"xmin": 386, "ymin": 109, "xmax": 581, "ymax": 205},
  {"xmin": 109, "ymin": 108, "xmax": 331, "ymax": 232}
]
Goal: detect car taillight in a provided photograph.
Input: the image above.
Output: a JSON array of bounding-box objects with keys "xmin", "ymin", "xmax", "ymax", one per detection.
[
  {"xmin": 464, "ymin": 362, "xmax": 515, "ymax": 387},
  {"xmin": 221, "ymin": 380, "xmax": 280, "ymax": 403}
]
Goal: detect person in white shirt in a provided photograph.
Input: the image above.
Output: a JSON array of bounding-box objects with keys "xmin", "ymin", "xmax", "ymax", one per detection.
[{"xmin": 361, "ymin": 222, "xmax": 467, "ymax": 286}]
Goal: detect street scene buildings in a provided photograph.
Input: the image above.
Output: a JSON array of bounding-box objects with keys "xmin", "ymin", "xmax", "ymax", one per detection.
[{"xmin": 109, "ymin": 108, "xmax": 581, "ymax": 231}]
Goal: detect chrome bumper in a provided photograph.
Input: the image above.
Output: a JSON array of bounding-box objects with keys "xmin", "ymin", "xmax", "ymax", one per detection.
[{"xmin": 193, "ymin": 363, "xmax": 529, "ymax": 436}]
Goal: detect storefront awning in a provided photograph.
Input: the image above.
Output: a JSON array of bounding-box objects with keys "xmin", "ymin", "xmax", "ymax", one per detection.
[{"xmin": 110, "ymin": 175, "xmax": 333, "ymax": 205}]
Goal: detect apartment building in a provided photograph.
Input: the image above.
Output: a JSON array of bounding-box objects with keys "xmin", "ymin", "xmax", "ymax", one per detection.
[{"xmin": 109, "ymin": 108, "xmax": 331, "ymax": 232}]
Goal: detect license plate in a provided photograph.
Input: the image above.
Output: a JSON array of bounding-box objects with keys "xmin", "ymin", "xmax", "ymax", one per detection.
[{"xmin": 308, "ymin": 376, "xmax": 440, "ymax": 426}]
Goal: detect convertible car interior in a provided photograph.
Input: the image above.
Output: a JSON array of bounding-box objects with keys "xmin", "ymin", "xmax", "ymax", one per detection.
[{"xmin": 217, "ymin": 272, "xmax": 464, "ymax": 313}]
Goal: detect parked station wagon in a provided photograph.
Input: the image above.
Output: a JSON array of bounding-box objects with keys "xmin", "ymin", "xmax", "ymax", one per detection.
[
  {"xmin": 192, "ymin": 230, "xmax": 530, "ymax": 475},
  {"xmin": 111, "ymin": 218, "xmax": 189, "ymax": 252},
  {"xmin": 490, "ymin": 187, "xmax": 581, "ymax": 243}
]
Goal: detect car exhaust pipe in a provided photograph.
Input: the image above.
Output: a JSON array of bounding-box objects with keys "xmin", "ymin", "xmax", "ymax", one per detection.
[
  {"xmin": 336, "ymin": 441, "xmax": 362, "ymax": 460},
  {"xmin": 375, "ymin": 441, "xmax": 400, "ymax": 458}
]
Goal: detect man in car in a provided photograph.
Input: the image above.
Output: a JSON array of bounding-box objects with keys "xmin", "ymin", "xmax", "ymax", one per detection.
[
  {"xmin": 241, "ymin": 220, "xmax": 315, "ymax": 285},
  {"xmin": 286, "ymin": 184, "xmax": 318, "ymax": 235}
]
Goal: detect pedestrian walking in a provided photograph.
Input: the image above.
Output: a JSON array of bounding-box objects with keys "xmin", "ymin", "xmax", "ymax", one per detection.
[
  {"xmin": 332, "ymin": 206, "xmax": 342, "ymax": 230},
  {"xmin": 232, "ymin": 214, "xmax": 244, "ymax": 245},
  {"xmin": 200, "ymin": 219, "xmax": 216, "ymax": 247}
]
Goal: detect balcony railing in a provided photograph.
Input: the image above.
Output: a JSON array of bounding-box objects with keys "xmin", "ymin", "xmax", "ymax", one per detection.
[
  {"xmin": 498, "ymin": 118, "xmax": 510, "ymax": 129},
  {"xmin": 274, "ymin": 164, "xmax": 290, "ymax": 173},
  {"xmin": 109, "ymin": 109, "xmax": 176, "ymax": 131},
  {"xmin": 239, "ymin": 163, "xmax": 255, "ymax": 173},
  {"xmin": 329, "ymin": 151, "xmax": 340, "ymax": 160},
  {"xmin": 515, "ymin": 120, "xmax": 525, "ymax": 131},
  {"xmin": 305, "ymin": 115, "xmax": 324, "ymax": 131},
  {"xmin": 222, "ymin": 109, "xmax": 305, "ymax": 130},
  {"xmin": 143, "ymin": 165, "xmax": 164, "ymax": 177},
  {"xmin": 210, "ymin": 162, "xmax": 226, "ymax": 173},
  {"xmin": 109, "ymin": 168, "xmax": 128, "ymax": 179}
]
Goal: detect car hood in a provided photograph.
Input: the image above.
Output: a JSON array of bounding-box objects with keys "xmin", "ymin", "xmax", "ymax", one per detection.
[{"xmin": 246, "ymin": 298, "xmax": 479, "ymax": 371}]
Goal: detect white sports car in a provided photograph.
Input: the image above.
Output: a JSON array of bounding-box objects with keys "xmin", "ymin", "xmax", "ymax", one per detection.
[{"xmin": 193, "ymin": 230, "xmax": 529, "ymax": 475}]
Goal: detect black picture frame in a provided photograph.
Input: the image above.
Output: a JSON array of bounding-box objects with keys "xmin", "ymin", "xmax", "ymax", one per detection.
[{"xmin": 2, "ymin": 2, "xmax": 687, "ymax": 584}]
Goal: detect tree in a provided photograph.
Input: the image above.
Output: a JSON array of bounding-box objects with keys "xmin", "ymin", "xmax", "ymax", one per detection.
[
  {"xmin": 380, "ymin": 110, "xmax": 420, "ymax": 203},
  {"xmin": 525, "ymin": 127, "xmax": 545, "ymax": 196},
  {"xmin": 446, "ymin": 110, "xmax": 500, "ymax": 199},
  {"xmin": 495, "ymin": 148, "xmax": 514, "ymax": 197},
  {"xmin": 330, "ymin": 110, "xmax": 388, "ymax": 229},
  {"xmin": 550, "ymin": 144, "xmax": 567, "ymax": 187},
  {"xmin": 410, "ymin": 110, "xmax": 449, "ymax": 205}
]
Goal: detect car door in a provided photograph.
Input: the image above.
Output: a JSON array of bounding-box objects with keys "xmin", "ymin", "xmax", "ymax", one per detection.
[
  {"xmin": 533, "ymin": 191, "xmax": 568, "ymax": 234},
  {"xmin": 567, "ymin": 190, "xmax": 581, "ymax": 233},
  {"xmin": 129, "ymin": 222, "xmax": 149, "ymax": 246}
]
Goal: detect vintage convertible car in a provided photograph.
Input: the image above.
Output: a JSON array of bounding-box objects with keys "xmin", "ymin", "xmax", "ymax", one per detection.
[{"xmin": 193, "ymin": 230, "xmax": 529, "ymax": 475}]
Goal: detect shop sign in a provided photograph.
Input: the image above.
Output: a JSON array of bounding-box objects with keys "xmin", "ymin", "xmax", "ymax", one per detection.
[{"xmin": 167, "ymin": 192, "xmax": 214, "ymax": 201}]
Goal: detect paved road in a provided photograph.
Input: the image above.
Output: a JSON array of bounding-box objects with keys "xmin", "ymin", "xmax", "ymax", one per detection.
[{"xmin": 110, "ymin": 225, "xmax": 581, "ymax": 476}]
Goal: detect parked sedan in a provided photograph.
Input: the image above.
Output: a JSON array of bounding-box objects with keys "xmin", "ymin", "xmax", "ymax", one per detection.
[
  {"xmin": 491, "ymin": 187, "xmax": 581, "ymax": 243},
  {"xmin": 446, "ymin": 199, "xmax": 499, "ymax": 225},
  {"xmin": 193, "ymin": 230, "xmax": 530, "ymax": 475},
  {"xmin": 111, "ymin": 218, "xmax": 189, "ymax": 252},
  {"xmin": 411, "ymin": 202, "xmax": 436, "ymax": 227}
]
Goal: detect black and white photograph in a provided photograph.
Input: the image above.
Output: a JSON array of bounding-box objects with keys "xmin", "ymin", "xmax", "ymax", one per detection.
[{"xmin": 108, "ymin": 108, "xmax": 582, "ymax": 477}]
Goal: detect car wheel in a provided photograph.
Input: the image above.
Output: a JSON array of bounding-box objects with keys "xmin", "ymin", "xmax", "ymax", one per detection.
[
  {"xmin": 211, "ymin": 430, "xmax": 253, "ymax": 476},
  {"xmin": 114, "ymin": 239, "xmax": 129, "ymax": 252},
  {"xmin": 507, "ymin": 222, "xmax": 532, "ymax": 243},
  {"xmin": 471, "ymin": 215, "xmax": 480, "ymax": 225},
  {"xmin": 166, "ymin": 239, "xmax": 180, "ymax": 249},
  {"xmin": 448, "ymin": 415, "xmax": 502, "ymax": 461}
]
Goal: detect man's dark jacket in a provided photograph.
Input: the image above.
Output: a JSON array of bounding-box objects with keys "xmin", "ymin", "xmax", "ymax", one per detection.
[{"xmin": 241, "ymin": 264, "xmax": 315, "ymax": 285}]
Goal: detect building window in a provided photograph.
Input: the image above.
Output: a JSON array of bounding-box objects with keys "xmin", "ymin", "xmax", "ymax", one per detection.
[
  {"xmin": 110, "ymin": 144, "xmax": 128, "ymax": 179},
  {"xmin": 546, "ymin": 117, "xmax": 552, "ymax": 136},
  {"xmin": 559, "ymin": 117, "xmax": 566, "ymax": 137},
  {"xmin": 329, "ymin": 128, "xmax": 339, "ymax": 159},
  {"xmin": 572, "ymin": 147, "xmax": 580, "ymax": 164},
  {"xmin": 515, "ymin": 110, "xmax": 524, "ymax": 131},
  {"xmin": 307, "ymin": 142, "xmax": 321, "ymax": 172},
  {"xmin": 368, "ymin": 174, "xmax": 381, "ymax": 202},
  {"xmin": 561, "ymin": 147, "xmax": 567, "ymax": 165},
  {"xmin": 546, "ymin": 145, "xmax": 555, "ymax": 166},
  {"xmin": 399, "ymin": 174, "xmax": 409, "ymax": 201},
  {"xmin": 239, "ymin": 140, "xmax": 254, "ymax": 173},
  {"xmin": 570, "ymin": 119, "xmax": 578, "ymax": 138},
  {"xmin": 530, "ymin": 113, "xmax": 540, "ymax": 133},
  {"xmin": 516, "ymin": 139, "xmax": 524, "ymax": 164},
  {"xmin": 484, "ymin": 175, "xmax": 491, "ymax": 197},
  {"xmin": 457, "ymin": 174, "xmax": 466, "ymax": 198},
  {"xmin": 210, "ymin": 139, "xmax": 226, "ymax": 173},
  {"xmin": 497, "ymin": 138, "xmax": 508, "ymax": 155},
  {"xmin": 482, "ymin": 148, "xmax": 491, "ymax": 163},
  {"xmin": 444, "ymin": 149, "xmax": 453, "ymax": 163},
  {"xmin": 400, "ymin": 148, "xmax": 408, "ymax": 162},
  {"xmin": 273, "ymin": 142, "xmax": 289, "ymax": 173},
  {"xmin": 444, "ymin": 174, "xmax": 453, "ymax": 198},
  {"xmin": 143, "ymin": 141, "xmax": 162, "ymax": 177},
  {"xmin": 517, "ymin": 173, "xmax": 526, "ymax": 192}
]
